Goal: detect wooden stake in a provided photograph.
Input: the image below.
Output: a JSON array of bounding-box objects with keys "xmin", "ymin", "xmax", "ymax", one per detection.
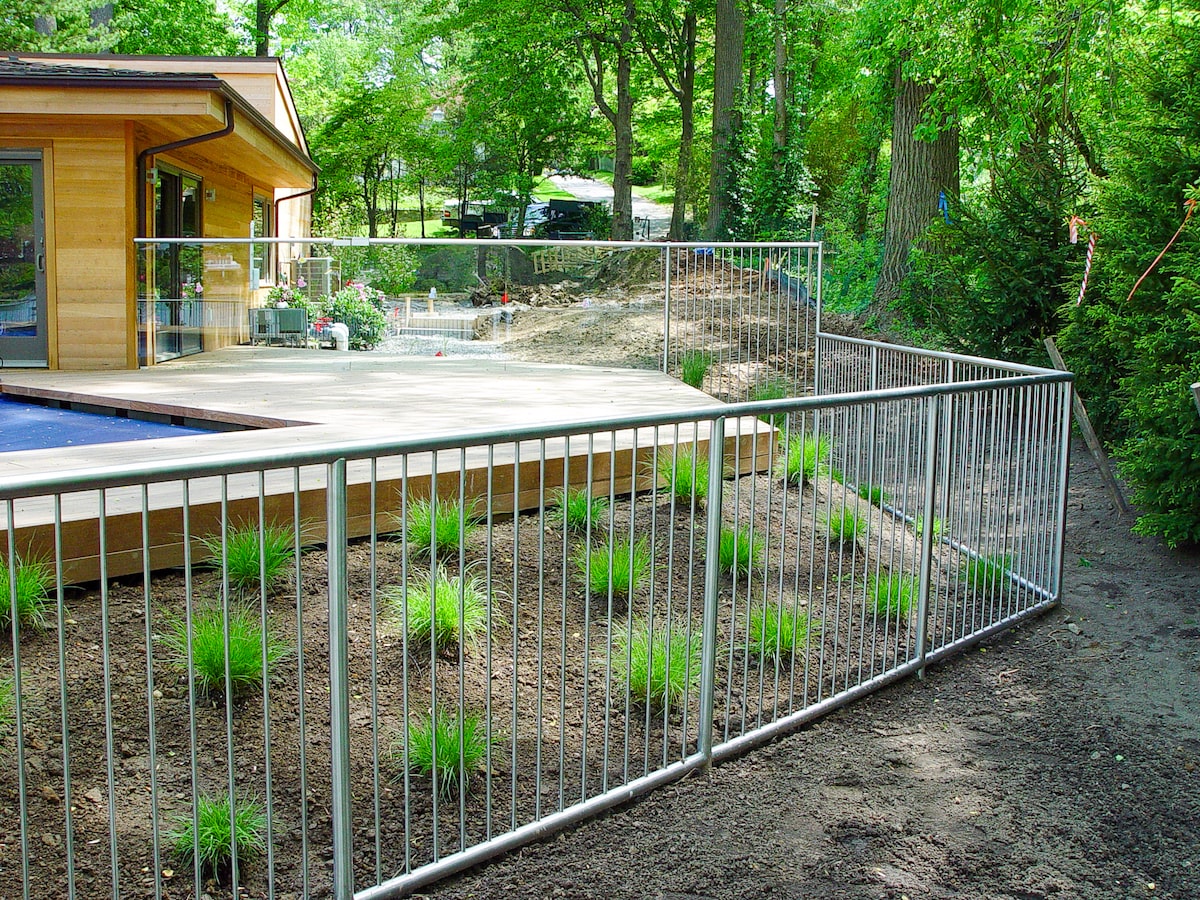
[{"xmin": 1045, "ymin": 338, "xmax": 1135, "ymax": 520}]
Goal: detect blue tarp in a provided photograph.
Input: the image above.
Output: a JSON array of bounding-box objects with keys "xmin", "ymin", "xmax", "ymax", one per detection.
[{"xmin": 0, "ymin": 396, "xmax": 211, "ymax": 453}]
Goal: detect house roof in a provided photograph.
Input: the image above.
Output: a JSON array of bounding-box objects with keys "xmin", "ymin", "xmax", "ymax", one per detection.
[
  {"xmin": 0, "ymin": 56, "xmax": 223, "ymax": 89},
  {"xmin": 0, "ymin": 55, "xmax": 317, "ymax": 180}
]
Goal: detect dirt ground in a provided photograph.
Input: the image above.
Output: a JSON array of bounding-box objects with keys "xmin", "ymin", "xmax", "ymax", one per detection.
[
  {"xmin": 414, "ymin": 306, "xmax": 1200, "ymax": 899},
  {"xmin": 4, "ymin": 295, "xmax": 1198, "ymax": 899}
]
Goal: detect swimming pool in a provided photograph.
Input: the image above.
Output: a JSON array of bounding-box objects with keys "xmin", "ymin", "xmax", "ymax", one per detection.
[{"xmin": 0, "ymin": 395, "xmax": 213, "ymax": 452}]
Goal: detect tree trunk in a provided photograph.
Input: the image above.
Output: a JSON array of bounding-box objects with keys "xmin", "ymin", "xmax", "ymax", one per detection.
[
  {"xmin": 254, "ymin": 0, "xmax": 283, "ymax": 57},
  {"xmin": 772, "ymin": 0, "xmax": 788, "ymax": 172},
  {"xmin": 852, "ymin": 141, "xmax": 880, "ymax": 238},
  {"xmin": 705, "ymin": 0, "xmax": 744, "ymax": 239},
  {"xmin": 418, "ymin": 178, "xmax": 427, "ymax": 239},
  {"xmin": 610, "ymin": 0, "xmax": 637, "ymax": 241},
  {"xmin": 668, "ymin": 13, "xmax": 697, "ymax": 241},
  {"xmin": 871, "ymin": 63, "xmax": 959, "ymax": 319}
]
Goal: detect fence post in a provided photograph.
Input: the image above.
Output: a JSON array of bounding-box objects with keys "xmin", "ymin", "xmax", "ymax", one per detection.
[
  {"xmin": 698, "ymin": 416, "xmax": 726, "ymax": 763},
  {"xmin": 662, "ymin": 247, "xmax": 672, "ymax": 374},
  {"xmin": 915, "ymin": 397, "xmax": 941, "ymax": 676},
  {"xmin": 327, "ymin": 458, "xmax": 354, "ymax": 898}
]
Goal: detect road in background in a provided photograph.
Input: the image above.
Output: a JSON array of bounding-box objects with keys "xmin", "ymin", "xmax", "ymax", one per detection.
[{"xmin": 548, "ymin": 174, "xmax": 673, "ymax": 239}]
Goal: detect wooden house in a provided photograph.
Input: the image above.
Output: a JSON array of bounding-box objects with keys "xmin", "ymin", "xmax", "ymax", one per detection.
[{"xmin": 0, "ymin": 53, "xmax": 318, "ymax": 370}]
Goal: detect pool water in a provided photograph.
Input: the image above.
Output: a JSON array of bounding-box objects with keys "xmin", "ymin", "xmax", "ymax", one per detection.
[{"xmin": 0, "ymin": 395, "xmax": 212, "ymax": 452}]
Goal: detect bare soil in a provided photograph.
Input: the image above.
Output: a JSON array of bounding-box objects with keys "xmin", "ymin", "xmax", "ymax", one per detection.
[
  {"xmin": 4, "ymin": 295, "xmax": 1199, "ymax": 899},
  {"xmin": 424, "ymin": 437, "xmax": 1200, "ymax": 900},
  {"xmin": 424, "ymin": 296, "xmax": 1200, "ymax": 899}
]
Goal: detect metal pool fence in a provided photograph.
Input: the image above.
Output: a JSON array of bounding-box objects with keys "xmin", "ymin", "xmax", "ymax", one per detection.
[
  {"xmin": 0, "ymin": 337, "xmax": 1070, "ymax": 899},
  {"xmin": 135, "ymin": 237, "xmax": 821, "ymax": 400}
]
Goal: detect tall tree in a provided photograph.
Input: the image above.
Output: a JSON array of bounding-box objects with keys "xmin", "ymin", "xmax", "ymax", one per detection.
[
  {"xmin": 566, "ymin": 0, "xmax": 639, "ymax": 239},
  {"xmin": 705, "ymin": 0, "xmax": 744, "ymax": 238},
  {"xmin": 637, "ymin": 0, "xmax": 704, "ymax": 239},
  {"xmin": 870, "ymin": 58, "xmax": 959, "ymax": 315}
]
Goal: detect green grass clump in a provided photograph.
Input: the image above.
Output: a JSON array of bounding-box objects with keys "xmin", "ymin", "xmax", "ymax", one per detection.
[
  {"xmin": 614, "ymin": 621, "xmax": 703, "ymax": 708},
  {"xmin": 776, "ymin": 434, "xmax": 829, "ymax": 486},
  {"xmin": 0, "ymin": 674, "xmax": 14, "ymax": 730},
  {"xmin": 915, "ymin": 515, "xmax": 944, "ymax": 541},
  {"xmin": 752, "ymin": 379, "xmax": 791, "ymax": 428},
  {"xmin": 200, "ymin": 522, "xmax": 296, "ymax": 596},
  {"xmin": 824, "ymin": 508, "xmax": 865, "ymax": 545},
  {"xmin": 382, "ymin": 568, "xmax": 489, "ymax": 652},
  {"xmin": 162, "ymin": 605, "xmax": 290, "ymax": 699},
  {"xmin": 551, "ymin": 487, "xmax": 609, "ymax": 534},
  {"xmin": 395, "ymin": 497, "xmax": 480, "ymax": 557},
  {"xmin": 398, "ymin": 709, "xmax": 490, "ymax": 796},
  {"xmin": 576, "ymin": 538, "xmax": 652, "ymax": 601},
  {"xmin": 656, "ymin": 448, "xmax": 709, "ymax": 502},
  {"xmin": 961, "ymin": 554, "xmax": 1012, "ymax": 598},
  {"xmin": 718, "ymin": 525, "xmax": 763, "ymax": 576},
  {"xmin": 170, "ymin": 794, "xmax": 267, "ymax": 879},
  {"xmin": 679, "ymin": 350, "xmax": 712, "ymax": 389},
  {"xmin": 857, "ymin": 483, "xmax": 890, "ymax": 505},
  {"xmin": 871, "ymin": 573, "xmax": 916, "ymax": 619},
  {"xmin": 0, "ymin": 554, "xmax": 54, "ymax": 631},
  {"xmin": 747, "ymin": 602, "xmax": 820, "ymax": 660}
]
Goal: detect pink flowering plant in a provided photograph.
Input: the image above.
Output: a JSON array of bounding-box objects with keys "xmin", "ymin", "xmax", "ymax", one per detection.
[{"xmin": 323, "ymin": 280, "xmax": 386, "ymax": 349}]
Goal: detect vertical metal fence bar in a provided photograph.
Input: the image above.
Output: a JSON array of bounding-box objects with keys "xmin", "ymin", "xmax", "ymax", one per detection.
[
  {"xmin": 327, "ymin": 457, "xmax": 354, "ymax": 899},
  {"xmin": 368, "ymin": 460, "xmax": 383, "ymax": 884},
  {"xmin": 699, "ymin": 416, "xmax": 726, "ymax": 762},
  {"xmin": 1053, "ymin": 380, "xmax": 1073, "ymax": 602},
  {"xmin": 291, "ymin": 468, "xmax": 312, "ymax": 896},
  {"xmin": 52, "ymin": 495, "xmax": 77, "ymax": 900},
  {"xmin": 139, "ymin": 486, "xmax": 163, "ymax": 900},
  {"xmin": 662, "ymin": 247, "xmax": 672, "ymax": 374},
  {"xmin": 5, "ymin": 501, "xmax": 31, "ymax": 900},
  {"xmin": 98, "ymin": 490, "xmax": 120, "ymax": 900},
  {"xmin": 916, "ymin": 396, "xmax": 941, "ymax": 675}
]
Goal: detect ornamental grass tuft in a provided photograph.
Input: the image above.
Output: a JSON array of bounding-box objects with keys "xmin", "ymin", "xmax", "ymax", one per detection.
[
  {"xmin": 395, "ymin": 497, "xmax": 481, "ymax": 557},
  {"xmin": 396, "ymin": 708, "xmax": 490, "ymax": 796},
  {"xmin": 170, "ymin": 793, "xmax": 267, "ymax": 880},
  {"xmin": 656, "ymin": 448, "xmax": 709, "ymax": 502},
  {"xmin": 679, "ymin": 350, "xmax": 712, "ymax": 389},
  {"xmin": 575, "ymin": 538, "xmax": 652, "ymax": 601},
  {"xmin": 776, "ymin": 434, "xmax": 829, "ymax": 486},
  {"xmin": 747, "ymin": 602, "xmax": 820, "ymax": 661},
  {"xmin": 200, "ymin": 522, "xmax": 296, "ymax": 596},
  {"xmin": 0, "ymin": 554, "xmax": 54, "ymax": 631},
  {"xmin": 550, "ymin": 487, "xmax": 609, "ymax": 534},
  {"xmin": 613, "ymin": 620, "xmax": 702, "ymax": 709},
  {"xmin": 162, "ymin": 605, "xmax": 290, "ymax": 699},
  {"xmin": 382, "ymin": 568, "xmax": 490, "ymax": 653},
  {"xmin": 961, "ymin": 554, "xmax": 1012, "ymax": 599},
  {"xmin": 824, "ymin": 508, "xmax": 865, "ymax": 545},
  {"xmin": 870, "ymin": 573, "xmax": 916, "ymax": 619},
  {"xmin": 718, "ymin": 525, "xmax": 763, "ymax": 576}
]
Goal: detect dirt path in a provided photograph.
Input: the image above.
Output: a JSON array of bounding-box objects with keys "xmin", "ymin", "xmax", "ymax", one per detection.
[{"xmin": 425, "ymin": 439, "xmax": 1200, "ymax": 899}]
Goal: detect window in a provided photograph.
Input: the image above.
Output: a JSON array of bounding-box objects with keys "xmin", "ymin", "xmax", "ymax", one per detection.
[{"xmin": 251, "ymin": 193, "xmax": 274, "ymax": 286}]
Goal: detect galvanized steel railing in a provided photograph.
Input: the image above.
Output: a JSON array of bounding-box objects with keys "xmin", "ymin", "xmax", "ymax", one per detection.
[
  {"xmin": 0, "ymin": 356, "xmax": 1070, "ymax": 900},
  {"xmin": 134, "ymin": 237, "xmax": 822, "ymax": 401}
]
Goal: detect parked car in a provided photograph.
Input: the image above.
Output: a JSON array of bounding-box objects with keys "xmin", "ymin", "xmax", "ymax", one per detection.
[{"xmin": 509, "ymin": 199, "xmax": 604, "ymax": 239}]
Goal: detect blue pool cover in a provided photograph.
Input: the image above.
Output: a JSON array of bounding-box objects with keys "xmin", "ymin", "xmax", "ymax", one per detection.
[{"xmin": 0, "ymin": 395, "xmax": 212, "ymax": 453}]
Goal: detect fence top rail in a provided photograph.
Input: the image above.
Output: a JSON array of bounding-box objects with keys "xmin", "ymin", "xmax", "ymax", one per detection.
[
  {"xmin": 0, "ymin": 371, "xmax": 1070, "ymax": 500},
  {"xmin": 817, "ymin": 332, "xmax": 1068, "ymax": 378},
  {"xmin": 133, "ymin": 236, "xmax": 823, "ymax": 251}
]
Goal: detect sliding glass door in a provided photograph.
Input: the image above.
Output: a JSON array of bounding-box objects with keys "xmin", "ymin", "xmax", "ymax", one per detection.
[{"xmin": 0, "ymin": 151, "xmax": 47, "ymax": 367}]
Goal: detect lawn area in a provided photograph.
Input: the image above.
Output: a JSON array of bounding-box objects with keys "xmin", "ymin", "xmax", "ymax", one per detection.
[
  {"xmin": 532, "ymin": 176, "xmax": 577, "ymax": 200},
  {"xmin": 585, "ymin": 169, "xmax": 674, "ymax": 205}
]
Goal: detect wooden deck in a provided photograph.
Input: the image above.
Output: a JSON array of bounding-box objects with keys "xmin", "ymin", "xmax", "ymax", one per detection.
[{"xmin": 0, "ymin": 347, "xmax": 776, "ymax": 582}]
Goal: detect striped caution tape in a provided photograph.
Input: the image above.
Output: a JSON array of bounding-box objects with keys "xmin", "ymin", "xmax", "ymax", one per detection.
[{"xmin": 1068, "ymin": 215, "xmax": 1097, "ymax": 306}]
